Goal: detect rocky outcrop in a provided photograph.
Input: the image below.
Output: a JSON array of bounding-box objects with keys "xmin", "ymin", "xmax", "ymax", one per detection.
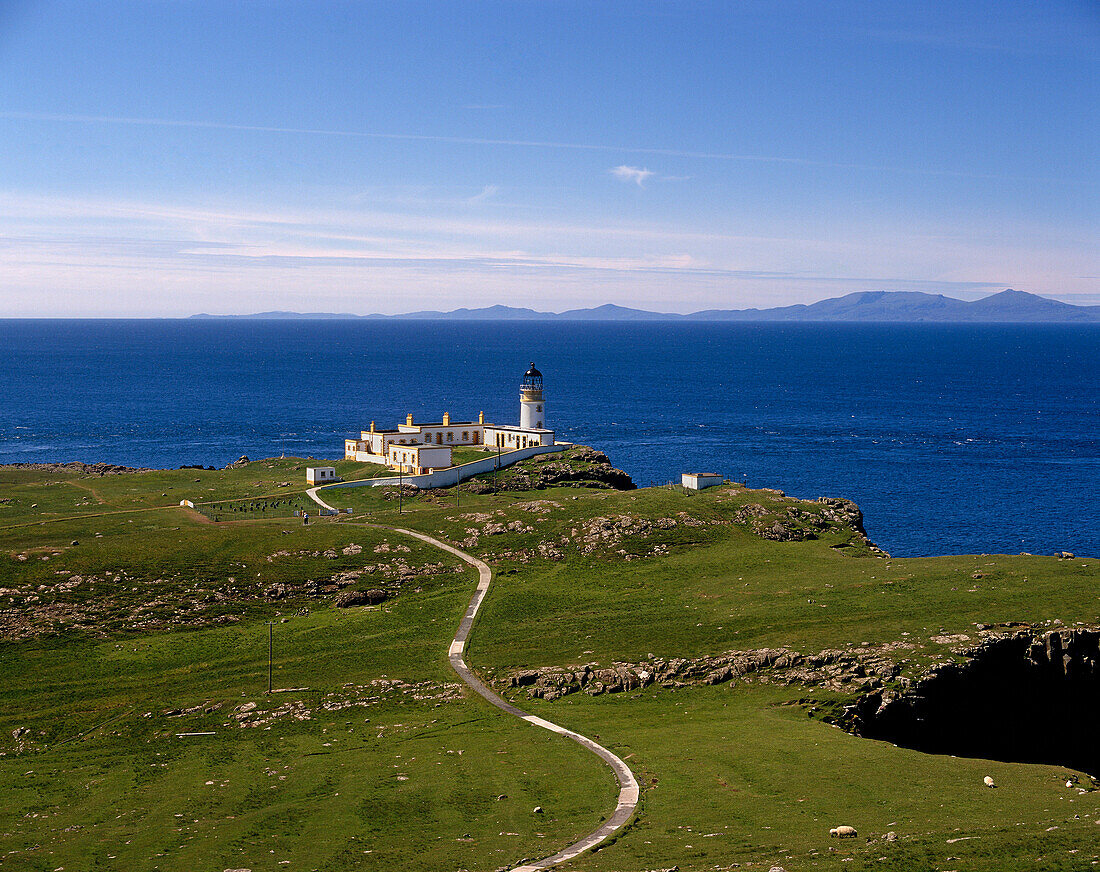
[
  {"xmin": 497, "ymin": 644, "xmax": 907, "ymax": 701},
  {"xmin": 457, "ymin": 507, "xmax": 715, "ymax": 561},
  {"xmin": 728, "ymin": 496, "xmax": 888, "ymax": 555},
  {"xmin": 817, "ymin": 497, "xmax": 889, "ymax": 556},
  {"xmin": 334, "ymin": 588, "xmax": 388, "ymax": 607},
  {"xmin": 468, "ymin": 446, "xmax": 635, "ymax": 493},
  {"xmin": 848, "ymin": 626, "xmax": 1100, "ymax": 775},
  {"xmin": 380, "ymin": 484, "xmax": 420, "ymax": 500},
  {"xmin": 816, "ymin": 497, "xmax": 868, "ymax": 537}
]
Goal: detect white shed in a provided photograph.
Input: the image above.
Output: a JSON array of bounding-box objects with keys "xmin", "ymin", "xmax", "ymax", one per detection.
[
  {"xmin": 387, "ymin": 443, "xmax": 452, "ymax": 474},
  {"xmin": 682, "ymin": 472, "xmax": 724, "ymax": 490},
  {"xmin": 306, "ymin": 466, "xmax": 339, "ymax": 485}
]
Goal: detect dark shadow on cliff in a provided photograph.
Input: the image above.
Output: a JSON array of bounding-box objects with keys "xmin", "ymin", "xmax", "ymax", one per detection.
[{"xmin": 850, "ymin": 629, "xmax": 1100, "ymax": 776}]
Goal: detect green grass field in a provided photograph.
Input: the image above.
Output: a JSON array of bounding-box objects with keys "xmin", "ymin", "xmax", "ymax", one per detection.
[{"xmin": 2, "ymin": 458, "xmax": 1097, "ymax": 871}]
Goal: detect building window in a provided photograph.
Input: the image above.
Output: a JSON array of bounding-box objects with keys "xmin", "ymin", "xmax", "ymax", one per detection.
[
  {"xmin": 536, "ymin": 405, "xmax": 542, "ymax": 412},
  {"xmin": 462, "ymin": 431, "xmax": 468, "ymax": 441},
  {"xmin": 447, "ymin": 432, "xmax": 453, "ymax": 442},
  {"xmin": 537, "ymin": 421, "xmax": 542, "ymax": 428}
]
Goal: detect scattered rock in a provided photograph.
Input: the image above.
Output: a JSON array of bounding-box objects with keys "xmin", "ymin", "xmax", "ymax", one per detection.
[
  {"xmin": 334, "ymin": 589, "xmax": 388, "ymax": 608},
  {"xmin": 334, "ymin": 590, "xmax": 368, "ymax": 608}
]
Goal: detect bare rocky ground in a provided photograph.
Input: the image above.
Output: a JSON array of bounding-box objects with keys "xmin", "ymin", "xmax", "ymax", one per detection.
[
  {"xmin": 452, "ymin": 494, "xmax": 884, "ymax": 563},
  {"xmin": 225, "ymin": 678, "xmax": 464, "ymax": 730},
  {"xmin": 0, "ymin": 544, "xmax": 462, "ymax": 641}
]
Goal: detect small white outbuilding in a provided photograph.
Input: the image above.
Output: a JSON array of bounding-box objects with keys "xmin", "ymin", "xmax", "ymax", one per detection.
[
  {"xmin": 682, "ymin": 472, "xmax": 724, "ymax": 490},
  {"xmin": 306, "ymin": 466, "xmax": 339, "ymax": 485}
]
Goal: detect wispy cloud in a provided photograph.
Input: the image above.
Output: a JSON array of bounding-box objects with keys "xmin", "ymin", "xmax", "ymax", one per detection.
[
  {"xmin": 0, "ymin": 111, "xmax": 1060, "ymax": 183},
  {"xmin": 611, "ymin": 166, "xmax": 655, "ymax": 186},
  {"xmin": 0, "ymin": 191, "xmax": 1089, "ymax": 317},
  {"xmin": 467, "ymin": 184, "xmax": 499, "ymax": 204}
]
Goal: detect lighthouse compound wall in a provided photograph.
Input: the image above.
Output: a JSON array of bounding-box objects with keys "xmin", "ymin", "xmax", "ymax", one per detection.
[{"xmin": 321, "ymin": 441, "xmax": 567, "ymax": 492}]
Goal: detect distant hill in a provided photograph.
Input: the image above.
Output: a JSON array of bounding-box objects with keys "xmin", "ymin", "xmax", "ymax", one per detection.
[{"xmin": 190, "ymin": 290, "xmax": 1100, "ymax": 323}]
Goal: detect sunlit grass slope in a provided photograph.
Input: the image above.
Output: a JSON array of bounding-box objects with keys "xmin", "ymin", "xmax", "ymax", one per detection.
[{"xmin": 2, "ymin": 458, "xmax": 1098, "ymax": 871}]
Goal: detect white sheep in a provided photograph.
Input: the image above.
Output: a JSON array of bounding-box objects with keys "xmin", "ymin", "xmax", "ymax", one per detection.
[
  {"xmin": 830, "ymin": 825, "xmax": 858, "ymax": 838},
  {"xmin": 983, "ymin": 776, "xmax": 996, "ymax": 788}
]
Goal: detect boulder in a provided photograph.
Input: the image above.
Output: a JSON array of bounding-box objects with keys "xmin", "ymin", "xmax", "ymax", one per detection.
[{"xmin": 335, "ymin": 590, "xmax": 369, "ymax": 608}]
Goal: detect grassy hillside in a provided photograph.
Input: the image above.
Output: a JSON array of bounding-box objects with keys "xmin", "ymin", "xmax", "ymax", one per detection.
[{"xmin": 2, "ymin": 457, "xmax": 1098, "ymax": 871}]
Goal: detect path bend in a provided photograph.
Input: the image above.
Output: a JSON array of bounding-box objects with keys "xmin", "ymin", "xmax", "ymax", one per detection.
[{"xmin": 368, "ymin": 523, "xmax": 640, "ymax": 871}]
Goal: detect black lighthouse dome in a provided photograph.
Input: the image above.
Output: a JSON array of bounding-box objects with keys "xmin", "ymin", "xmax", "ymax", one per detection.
[{"xmin": 521, "ymin": 363, "xmax": 543, "ymax": 390}]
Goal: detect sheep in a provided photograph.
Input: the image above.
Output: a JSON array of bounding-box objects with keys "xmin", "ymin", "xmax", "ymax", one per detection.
[
  {"xmin": 983, "ymin": 776, "xmax": 996, "ymax": 788},
  {"xmin": 830, "ymin": 825, "xmax": 858, "ymax": 838}
]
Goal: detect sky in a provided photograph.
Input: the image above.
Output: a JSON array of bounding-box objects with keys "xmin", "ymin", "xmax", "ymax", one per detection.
[{"xmin": 0, "ymin": 0, "xmax": 1097, "ymax": 316}]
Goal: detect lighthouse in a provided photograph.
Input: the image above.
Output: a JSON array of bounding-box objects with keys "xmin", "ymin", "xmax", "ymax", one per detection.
[{"xmin": 520, "ymin": 363, "xmax": 545, "ymax": 430}]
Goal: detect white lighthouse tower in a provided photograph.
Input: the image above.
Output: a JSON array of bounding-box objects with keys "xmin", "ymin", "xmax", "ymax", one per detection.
[{"xmin": 520, "ymin": 363, "xmax": 545, "ymax": 430}]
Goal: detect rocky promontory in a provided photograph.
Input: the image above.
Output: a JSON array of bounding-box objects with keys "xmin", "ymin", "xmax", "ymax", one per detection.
[{"xmin": 465, "ymin": 445, "xmax": 635, "ymax": 493}]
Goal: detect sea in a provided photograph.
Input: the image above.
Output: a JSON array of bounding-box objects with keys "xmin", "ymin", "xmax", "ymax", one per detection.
[{"xmin": 0, "ymin": 319, "xmax": 1096, "ymax": 559}]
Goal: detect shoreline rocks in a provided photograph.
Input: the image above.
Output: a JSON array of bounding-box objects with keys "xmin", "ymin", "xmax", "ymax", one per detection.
[{"xmin": 0, "ymin": 461, "xmax": 153, "ymax": 476}]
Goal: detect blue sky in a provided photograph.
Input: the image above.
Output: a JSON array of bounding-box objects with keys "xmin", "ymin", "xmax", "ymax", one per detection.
[{"xmin": 0, "ymin": 0, "xmax": 1096, "ymax": 316}]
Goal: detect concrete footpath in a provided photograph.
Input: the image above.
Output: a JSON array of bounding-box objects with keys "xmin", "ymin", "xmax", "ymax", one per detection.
[
  {"xmin": 371, "ymin": 523, "xmax": 640, "ymax": 871},
  {"xmin": 303, "ymin": 486, "xmax": 641, "ymax": 867}
]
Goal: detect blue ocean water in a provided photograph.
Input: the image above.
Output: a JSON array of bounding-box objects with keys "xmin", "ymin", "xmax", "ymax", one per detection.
[{"xmin": 0, "ymin": 319, "xmax": 1096, "ymax": 558}]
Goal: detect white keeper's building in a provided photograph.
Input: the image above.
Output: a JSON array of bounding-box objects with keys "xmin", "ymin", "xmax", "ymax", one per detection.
[{"xmin": 344, "ymin": 364, "xmax": 555, "ymax": 474}]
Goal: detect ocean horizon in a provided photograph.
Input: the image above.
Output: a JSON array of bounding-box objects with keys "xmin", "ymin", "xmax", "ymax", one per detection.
[{"xmin": 2, "ymin": 319, "xmax": 1096, "ymax": 560}]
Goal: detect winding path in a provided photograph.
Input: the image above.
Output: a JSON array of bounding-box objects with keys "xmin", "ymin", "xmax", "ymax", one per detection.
[{"xmin": 307, "ymin": 489, "xmax": 639, "ymax": 870}]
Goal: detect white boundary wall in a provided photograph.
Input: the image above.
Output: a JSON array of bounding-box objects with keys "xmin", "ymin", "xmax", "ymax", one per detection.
[{"xmin": 321, "ymin": 442, "xmax": 570, "ymax": 493}]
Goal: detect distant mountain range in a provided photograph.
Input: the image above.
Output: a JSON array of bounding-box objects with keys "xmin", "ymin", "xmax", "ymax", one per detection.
[{"xmin": 191, "ymin": 289, "xmax": 1100, "ymax": 323}]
